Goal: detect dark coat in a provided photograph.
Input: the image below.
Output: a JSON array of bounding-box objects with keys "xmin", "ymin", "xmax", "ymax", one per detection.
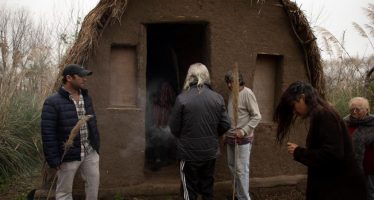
[
  {"xmin": 169, "ymin": 84, "xmax": 231, "ymax": 161},
  {"xmin": 344, "ymin": 114, "xmax": 374, "ymax": 174},
  {"xmin": 41, "ymin": 87, "xmax": 100, "ymax": 168},
  {"xmin": 293, "ymin": 107, "xmax": 366, "ymax": 200}
]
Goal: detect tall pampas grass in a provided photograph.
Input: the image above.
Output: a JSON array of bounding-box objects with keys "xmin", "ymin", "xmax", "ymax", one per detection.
[
  {"xmin": 0, "ymin": 68, "xmax": 46, "ymax": 181},
  {"xmin": 352, "ymin": 3, "xmax": 374, "ymax": 50}
]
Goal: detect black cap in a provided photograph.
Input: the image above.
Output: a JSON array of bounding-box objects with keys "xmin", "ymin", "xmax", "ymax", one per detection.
[{"xmin": 62, "ymin": 64, "xmax": 92, "ymax": 77}]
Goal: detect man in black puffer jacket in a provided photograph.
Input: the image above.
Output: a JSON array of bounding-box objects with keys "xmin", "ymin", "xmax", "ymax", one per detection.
[
  {"xmin": 41, "ymin": 64, "xmax": 100, "ymax": 200},
  {"xmin": 169, "ymin": 63, "xmax": 231, "ymax": 200}
]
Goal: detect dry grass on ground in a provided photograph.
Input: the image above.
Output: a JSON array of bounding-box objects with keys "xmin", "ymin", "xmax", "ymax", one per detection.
[{"xmin": 0, "ymin": 169, "xmax": 42, "ymax": 200}]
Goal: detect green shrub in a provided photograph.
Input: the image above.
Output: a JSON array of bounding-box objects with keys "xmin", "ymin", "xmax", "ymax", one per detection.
[
  {"xmin": 0, "ymin": 91, "xmax": 43, "ymax": 180},
  {"xmin": 326, "ymin": 86, "xmax": 366, "ymax": 117}
]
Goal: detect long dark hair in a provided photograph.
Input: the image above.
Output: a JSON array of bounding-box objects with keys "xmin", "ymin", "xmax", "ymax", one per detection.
[{"xmin": 273, "ymin": 81, "xmax": 339, "ymax": 143}]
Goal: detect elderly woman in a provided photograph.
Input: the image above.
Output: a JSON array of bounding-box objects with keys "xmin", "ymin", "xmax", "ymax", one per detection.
[
  {"xmin": 274, "ymin": 81, "xmax": 366, "ymax": 200},
  {"xmin": 345, "ymin": 97, "xmax": 374, "ymax": 200}
]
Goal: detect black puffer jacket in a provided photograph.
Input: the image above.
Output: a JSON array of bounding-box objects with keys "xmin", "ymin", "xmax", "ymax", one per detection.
[
  {"xmin": 169, "ymin": 84, "xmax": 230, "ymax": 161},
  {"xmin": 41, "ymin": 87, "xmax": 100, "ymax": 168},
  {"xmin": 344, "ymin": 114, "xmax": 374, "ymax": 174}
]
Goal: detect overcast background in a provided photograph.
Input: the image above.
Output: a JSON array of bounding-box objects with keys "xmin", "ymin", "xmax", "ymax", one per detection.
[{"xmin": 2, "ymin": 0, "xmax": 373, "ymax": 58}]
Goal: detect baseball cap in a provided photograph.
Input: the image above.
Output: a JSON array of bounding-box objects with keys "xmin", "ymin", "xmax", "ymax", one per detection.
[{"xmin": 62, "ymin": 64, "xmax": 92, "ymax": 77}]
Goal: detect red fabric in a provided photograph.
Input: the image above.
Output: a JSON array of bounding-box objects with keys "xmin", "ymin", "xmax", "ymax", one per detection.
[
  {"xmin": 348, "ymin": 126, "xmax": 374, "ymax": 175},
  {"xmin": 348, "ymin": 127, "xmax": 356, "ymax": 137},
  {"xmin": 363, "ymin": 148, "xmax": 374, "ymax": 174}
]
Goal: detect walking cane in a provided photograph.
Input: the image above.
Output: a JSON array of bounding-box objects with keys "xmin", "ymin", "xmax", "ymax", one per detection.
[
  {"xmin": 233, "ymin": 138, "xmax": 239, "ymax": 200},
  {"xmin": 231, "ymin": 63, "xmax": 240, "ymax": 200}
]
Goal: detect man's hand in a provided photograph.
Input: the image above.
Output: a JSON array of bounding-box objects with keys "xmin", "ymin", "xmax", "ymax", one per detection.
[
  {"xmin": 232, "ymin": 128, "xmax": 245, "ymax": 138},
  {"xmin": 220, "ymin": 135, "xmax": 226, "ymax": 146},
  {"xmin": 287, "ymin": 142, "xmax": 298, "ymax": 155}
]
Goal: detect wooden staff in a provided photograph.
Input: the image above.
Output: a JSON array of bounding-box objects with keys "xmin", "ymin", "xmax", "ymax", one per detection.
[{"xmin": 232, "ymin": 63, "xmax": 240, "ymax": 200}]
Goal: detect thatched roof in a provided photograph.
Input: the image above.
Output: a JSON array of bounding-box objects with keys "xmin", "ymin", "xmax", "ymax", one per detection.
[
  {"xmin": 280, "ymin": 0, "xmax": 325, "ymax": 97},
  {"xmin": 56, "ymin": 0, "xmax": 325, "ymax": 97},
  {"xmin": 54, "ymin": 0, "xmax": 129, "ymax": 89}
]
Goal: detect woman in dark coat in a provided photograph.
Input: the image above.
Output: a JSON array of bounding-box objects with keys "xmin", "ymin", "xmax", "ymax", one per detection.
[{"xmin": 274, "ymin": 81, "xmax": 366, "ymax": 200}]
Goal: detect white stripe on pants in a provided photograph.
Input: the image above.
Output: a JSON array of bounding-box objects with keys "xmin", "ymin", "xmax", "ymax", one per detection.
[
  {"xmin": 180, "ymin": 160, "xmax": 190, "ymax": 200},
  {"xmin": 56, "ymin": 150, "xmax": 100, "ymax": 200}
]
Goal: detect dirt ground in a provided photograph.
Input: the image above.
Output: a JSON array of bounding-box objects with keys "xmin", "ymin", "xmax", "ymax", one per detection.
[
  {"xmin": 119, "ymin": 188, "xmax": 305, "ymax": 200},
  {"xmin": 0, "ymin": 169, "xmax": 42, "ymax": 200},
  {"xmin": 35, "ymin": 185, "xmax": 305, "ymax": 200},
  {"xmin": 130, "ymin": 186, "xmax": 305, "ymax": 200},
  {"xmin": 1, "ymin": 168, "xmax": 305, "ymax": 200}
]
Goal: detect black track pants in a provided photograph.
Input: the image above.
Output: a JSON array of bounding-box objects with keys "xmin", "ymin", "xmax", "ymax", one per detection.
[{"xmin": 179, "ymin": 159, "xmax": 216, "ymax": 200}]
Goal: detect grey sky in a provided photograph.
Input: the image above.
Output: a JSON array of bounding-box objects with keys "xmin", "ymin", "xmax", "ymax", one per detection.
[
  {"xmin": 2, "ymin": 0, "xmax": 373, "ymax": 58},
  {"xmin": 292, "ymin": 0, "xmax": 374, "ymax": 58},
  {"xmin": 2, "ymin": 0, "xmax": 98, "ymax": 24}
]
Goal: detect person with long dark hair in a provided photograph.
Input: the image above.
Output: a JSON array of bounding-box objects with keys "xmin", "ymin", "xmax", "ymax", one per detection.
[{"xmin": 273, "ymin": 81, "xmax": 366, "ymax": 200}]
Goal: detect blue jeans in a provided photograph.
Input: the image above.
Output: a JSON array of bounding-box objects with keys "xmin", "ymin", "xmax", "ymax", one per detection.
[{"xmin": 227, "ymin": 143, "xmax": 252, "ymax": 200}]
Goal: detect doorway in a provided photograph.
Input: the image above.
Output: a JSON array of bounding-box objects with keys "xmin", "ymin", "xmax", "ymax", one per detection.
[{"xmin": 145, "ymin": 23, "xmax": 209, "ymax": 171}]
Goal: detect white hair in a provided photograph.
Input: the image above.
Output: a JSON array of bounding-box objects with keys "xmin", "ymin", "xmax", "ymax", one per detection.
[
  {"xmin": 183, "ymin": 63, "xmax": 210, "ymax": 90},
  {"xmin": 349, "ymin": 97, "xmax": 370, "ymax": 112}
]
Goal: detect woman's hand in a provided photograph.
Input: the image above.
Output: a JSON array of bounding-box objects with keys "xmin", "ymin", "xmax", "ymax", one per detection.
[{"xmin": 287, "ymin": 142, "xmax": 298, "ymax": 155}]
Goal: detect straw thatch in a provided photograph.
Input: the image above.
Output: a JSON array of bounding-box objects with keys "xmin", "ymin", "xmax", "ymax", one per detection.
[
  {"xmin": 281, "ymin": 0, "xmax": 325, "ymax": 97},
  {"xmin": 53, "ymin": 0, "xmax": 128, "ymax": 89},
  {"xmin": 55, "ymin": 0, "xmax": 325, "ymax": 96}
]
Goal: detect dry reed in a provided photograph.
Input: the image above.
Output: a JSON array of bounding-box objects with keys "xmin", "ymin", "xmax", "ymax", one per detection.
[
  {"xmin": 63, "ymin": 115, "xmax": 93, "ymax": 152},
  {"xmin": 232, "ymin": 63, "xmax": 240, "ymax": 128}
]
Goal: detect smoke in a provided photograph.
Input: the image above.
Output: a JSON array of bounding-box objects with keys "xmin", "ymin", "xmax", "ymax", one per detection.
[{"xmin": 144, "ymin": 79, "xmax": 177, "ymax": 171}]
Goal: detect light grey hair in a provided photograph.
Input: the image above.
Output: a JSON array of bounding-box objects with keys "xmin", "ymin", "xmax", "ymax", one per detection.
[
  {"xmin": 183, "ymin": 63, "xmax": 210, "ymax": 90},
  {"xmin": 349, "ymin": 97, "xmax": 370, "ymax": 112}
]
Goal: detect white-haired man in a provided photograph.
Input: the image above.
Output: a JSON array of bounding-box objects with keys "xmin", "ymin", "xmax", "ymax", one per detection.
[
  {"xmin": 169, "ymin": 63, "xmax": 231, "ymax": 200},
  {"xmin": 345, "ymin": 97, "xmax": 374, "ymax": 200}
]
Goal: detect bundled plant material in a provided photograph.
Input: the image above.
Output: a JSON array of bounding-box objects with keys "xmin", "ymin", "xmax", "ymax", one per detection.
[
  {"xmin": 46, "ymin": 114, "xmax": 93, "ymax": 200},
  {"xmin": 63, "ymin": 114, "xmax": 93, "ymax": 154},
  {"xmin": 232, "ymin": 63, "xmax": 240, "ymax": 128}
]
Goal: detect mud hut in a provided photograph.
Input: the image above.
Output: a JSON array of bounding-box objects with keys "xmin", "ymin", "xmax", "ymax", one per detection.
[{"xmin": 38, "ymin": 0, "xmax": 325, "ymax": 198}]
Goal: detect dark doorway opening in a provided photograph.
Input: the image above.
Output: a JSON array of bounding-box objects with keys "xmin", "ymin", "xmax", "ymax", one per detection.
[{"xmin": 145, "ymin": 23, "xmax": 209, "ymax": 172}]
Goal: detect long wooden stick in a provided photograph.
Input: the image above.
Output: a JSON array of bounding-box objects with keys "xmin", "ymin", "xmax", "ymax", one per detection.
[
  {"xmin": 232, "ymin": 63, "xmax": 239, "ymax": 128},
  {"xmin": 232, "ymin": 63, "xmax": 240, "ymax": 200}
]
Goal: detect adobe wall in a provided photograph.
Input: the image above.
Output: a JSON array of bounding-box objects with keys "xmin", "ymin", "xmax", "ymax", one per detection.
[{"xmin": 86, "ymin": 0, "xmax": 309, "ymax": 189}]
